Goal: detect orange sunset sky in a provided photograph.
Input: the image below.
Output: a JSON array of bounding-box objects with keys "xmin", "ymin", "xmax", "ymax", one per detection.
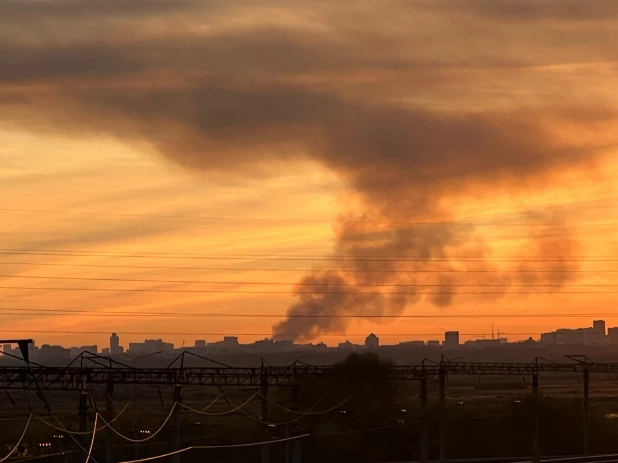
[{"xmin": 2, "ymin": 0, "xmax": 618, "ymax": 348}]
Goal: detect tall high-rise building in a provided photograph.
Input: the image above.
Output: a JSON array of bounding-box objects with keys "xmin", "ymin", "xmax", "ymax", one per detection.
[
  {"xmin": 609, "ymin": 327, "xmax": 618, "ymax": 344},
  {"xmin": 593, "ymin": 320, "xmax": 606, "ymax": 335},
  {"xmin": 365, "ymin": 333, "xmax": 379, "ymax": 349},
  {"xmin": 110, "ymin": 333, "xmax": 120, "ymax": 355},
  {"xmin": 444, "ymin": 331, "xmax": 460, "ymax": 348}
]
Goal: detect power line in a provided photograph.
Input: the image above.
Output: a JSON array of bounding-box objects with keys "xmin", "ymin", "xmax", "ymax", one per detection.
[
  {"xmin": 0, "ymin": 414, "xmax": 32, "ymax": 463},
  {"xmin": 0, "ymin": 249, "xmax": 613, "ymax": 261},
  {"xmin": 1, "ymin": 307, "xmax": 618, "ymax": 319},
  {"xmin": 0, "ymin": 248, "xmax": 605, "ymax": 259},
  {"xmin": 0, "ymin": 329, "xmax": 592, "ymax": 336},
  {"xmin": 2, "ymin": 261, "xmax": 616, "ymax": 273},
  {"xmin": 1, "ymin": 274, "xmax": 617, "ymax": 287},
  {"xmin": 96, "ymin": 405, "xmax": 176, "ymax": 443},
  {"xmin": 0, "ymin": 286, "xmax": 616, "ymax": 294},
  {"xmin": 5, "ymin": 207, "xmax": 614, "ymax": 227},
  {"xmin": 178, "ymin": 394, "xmax": 257, "ymax": 417}
]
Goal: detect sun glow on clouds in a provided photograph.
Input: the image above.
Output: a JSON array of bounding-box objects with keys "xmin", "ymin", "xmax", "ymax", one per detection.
[{"xmin": 2, "ymin": 0, "xmax": 618, "ymax": 346}]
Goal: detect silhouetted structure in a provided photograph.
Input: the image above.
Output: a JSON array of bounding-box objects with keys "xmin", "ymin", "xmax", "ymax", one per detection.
[
  {"xmin": 594, "ymin": 320, "xmax": 606, "ymax": 335},
  {"xmin": 128, "ymin": 339, "xmax": 173, "ymax": 354},
  {"xmin": 365, "ymin": 333, "xmax": 379, "ymax": 349},
  {"xmin": 541, "ymin": 319, "xmax": 609, "ymax": 345},
  {"xmin": 110, "ymin": 332, "xmax": 121, "ymax": 355},
  {"xmin": 609, "ymin": 327, "xmax": 618, "ymax": 343},
  {"xmin": 444, "ymin": 331, "xmax": 460, "ymax": 348}
]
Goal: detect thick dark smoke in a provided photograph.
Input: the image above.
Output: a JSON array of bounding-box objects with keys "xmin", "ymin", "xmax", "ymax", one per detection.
[
  {"xmin": 1, "ymin": 0, "xmax": 616, "ymax": 341},
  {"xmin": 273, "ymin": 215, "xmax": 580, "ymax": 341}
]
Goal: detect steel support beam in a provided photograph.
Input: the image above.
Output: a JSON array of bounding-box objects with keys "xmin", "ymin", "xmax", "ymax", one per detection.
[
  {"xmin": 583, "ymin": 368, "xmax": 590, "ymax": 456},
  {"xmin": 532, "ymin": 374, "xmax": 540, "ymax": 463},
  {"xmin": 420, "ymin": 377, "xmax": 429, "ymax": 463},
  {"xmin": 439, "ymin": 368, "xmax": 447, "ymax": 463},
  {"xmin": 173, "ymin": 385, "xmax": 182, "ymax": 463}
]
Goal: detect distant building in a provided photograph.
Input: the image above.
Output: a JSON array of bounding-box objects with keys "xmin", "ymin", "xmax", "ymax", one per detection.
[
  {"xmin": 102, "ymin": 348, "xmax": 110, "ymax": 355},
  {"xmin": 399, "ymin": 340, "xmax": 425, "ymax": 347},
  {"xmin": 465, "ymin": 338, "xmax": 508, "ymax": 348},
  {"xmin": 252, "ymin": 338, "xmax": 274, "ymax": 353},
  {"xmin": 3, "ymin": 344, "xmax": 11, "ymax": 354},
  {"xmin": 365, "ymin": 333, "xmax": 379, "ymax": 350},
  {"xmin": 444, "ymin": 331, "xmax": 460, "ymax": 348},
  {"xmin": 80, "ymin": 345, "xmax": 98, "ymax": 354},
  {"xmin": 274, "ymin": 340, "xmax": 294, "ymax": 351},
  {"xmin": 28, "ymin": 341, "xmax": 37, "ymax": 358},
  {"xmin": 541, "ymin": 332, "xmax": 558, "ymax": 344},
  {"xmin": 40, "ymin": 344, "xmax": 70, "ymax": 359},
  {"xmin": 594, "ymin": 320, "xmax": 606, "ymax": 335},
  {"xmin": 110, "ymin": 333, "xmax": 121, "ymax": 355},
  {"xmin": 128, "ymin": 339, "xmax": 174, "ymax": 355},
  {"xmin": 207, "ymin": 336, "xmax": 240, "ymax": 353},
  {"xmin": 427, "ymin": 340, "xmax": 440, "ymax": 347},
  {"xmin": 195, "ymin": 340, "xmax": 206, "ymax": 348},
  {"xmin": 541, "ymin": 320, "xmax": 608, "ymax": 345},
  {"xmin": 296, "ymin": 342, "xmax": 328, "ymax": 352},
  {"xmin": 609, "ymin": 327, "xmax": 618, "ymax": 344},
  {"xmin": 338, "ymin": 340, "xmax": 361, "ymax": 350}
]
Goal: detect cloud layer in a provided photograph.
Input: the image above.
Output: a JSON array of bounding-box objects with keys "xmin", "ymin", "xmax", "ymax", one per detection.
[{"xmin": 2, "ymin": 0, "xmax": 617, "ymax": 340}]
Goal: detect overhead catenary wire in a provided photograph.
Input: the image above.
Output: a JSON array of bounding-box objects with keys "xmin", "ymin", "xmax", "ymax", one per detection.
[
  {"xmin": 259, "ymin": 394, "xmax": 354, "ymax": 416},
  {"xmin": 0, "ymin": 414, "xmax": 32, "ymax": 463},
  {"xmin": 33, "ymin": 402, "xmax": 131, "ymax": 435},
  {"xmin": 112, "ymin": 433, "xmax": 313, "ymax": 463},
  {"xmin": 84, "ymin": 414, "xmax": 98, "ymax": 463},
  {"xmin": 96, "ymin": 405, "xmax": 176, "ymax": 443},
  {"xmin": 3, "ymin": 405, "xmax": 591, "ymax": 463},
  {"xmin": 177, "ymin": 394, "xmax": 221, "ymax": 415},
  {"xmin": 49, "ymin": 414, "xmax": 101, "ymax": 463},
  {"xmin": 178, "ymin": 394, "xmax": 258, "ymax": 416},
  {"xmin": 234, "ymin": 395, "xmax": 356, "ymax": 426}
]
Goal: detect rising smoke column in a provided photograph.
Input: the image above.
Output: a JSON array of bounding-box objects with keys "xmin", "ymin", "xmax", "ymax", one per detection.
[{"xmin": 272, "ymin": 212, "xmax": 580, "ymax": 342}]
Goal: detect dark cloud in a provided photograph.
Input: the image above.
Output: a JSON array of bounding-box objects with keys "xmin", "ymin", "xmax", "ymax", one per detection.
[
  {"xmin": 0, "ymin": 0, "xmax": 195, "ymax": 20},
  {"xmin": 1, "ymin": 0, "xmax": 616, "ymax": 340},
  {"xmin": 420, "ymin": 0, "xmax": 618, "ymax": 21}
]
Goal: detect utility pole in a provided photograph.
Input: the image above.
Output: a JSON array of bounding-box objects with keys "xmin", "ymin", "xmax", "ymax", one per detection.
[
  {"xmin": 532, "ymin": 374, "xmax": 540, "ymax": 463},
  {"xmin": 420, "ymin": 378, "xmax": 429, "ymax": 463},
  {"xmin": 291, "ymin": 384, "xmax": 302, "ymax": 463},
  {"xmin": 439, "ymin": 368, "xmax": 447, "ymax": 463},
  {"xmin": 261, "ymin": 366, "xmax": 270, "ymax": 463},
  {"xmin": 173, "ymin": 385, "xmax": 183, "ymax": 463},
  {"xmin": 106, "ymin": 381, "xmax": 114, "ymax": 463},
  {"xmin": 583, "ymin": 367, "xmax": 590, "ymax": 456},
  {"xmin": 78, "ymin": 391, "xmax": 89, "ymax": 463}
]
